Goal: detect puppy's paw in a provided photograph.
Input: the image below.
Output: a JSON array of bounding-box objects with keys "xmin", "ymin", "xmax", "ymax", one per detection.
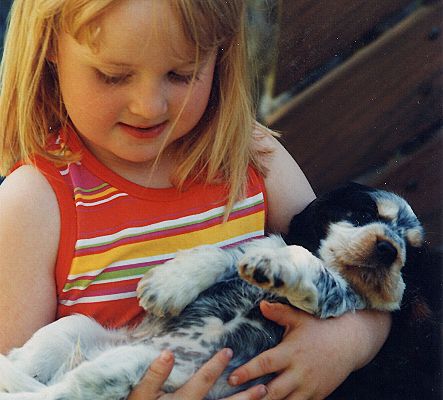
[
  {"xmin": 238, "ymin": 247, "xmax": 292, "ymax": 290},
  {"xmin": 137, "ymin": 269, "xmax": 191, "ymax": 317},
  {"xmin": 239, "ymin": 246, "xmax": 321, "ymax": 314},
  {"xmin": 137, "ymin": 248, "xmax": 213, "ymax": 317}
]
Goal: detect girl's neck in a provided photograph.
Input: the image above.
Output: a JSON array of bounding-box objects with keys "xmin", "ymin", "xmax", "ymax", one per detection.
[
  {"xmin": 117, "ymin": 159, "xmax": 174, "ymax": 189},
  {"xmin": 75, "ymin": 131, "xmax": 176, "ymax": 189},
  {"xmin": 102, "ymin": 154, "xmax": 175, "ymax": 189}
]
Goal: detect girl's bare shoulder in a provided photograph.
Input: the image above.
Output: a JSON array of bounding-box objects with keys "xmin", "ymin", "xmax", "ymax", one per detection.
[
  {"xmin": 0, "ymin": 165, "xmax": 60, "ymax": 228},
  {"xmin": 252, "ymin": 127, "xmax": 316, "ymax": 234}
]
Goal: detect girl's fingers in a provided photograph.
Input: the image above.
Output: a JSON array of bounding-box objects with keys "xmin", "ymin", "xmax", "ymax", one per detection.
[
  {"xmin": 261, "ymin": 370, "xmax": 301, "ymax": 400},
  {"xmin": 175, "ymin": 348, "xmax": 233, "ymax": 398},
  {"xmin": 260, "ymin": 301, "xmax": 303, "ymax": 328},
  {"xmin": 228, "ymin": 345, "xmax": 288, "ymax": 387},
  {"xmin": 128, "ymin": 350, "xmax": 174, "ymax": 400},
  {"xmin": 129, "ymin": 348, "xmax": 269, "ymax": 400},
  {"xmin": 222, "ymin": 384, "xmax": 268, "ymax": 400},
  {"xmin": 227, "ymin": 302, "xmax": 306, "ymax": 388}
]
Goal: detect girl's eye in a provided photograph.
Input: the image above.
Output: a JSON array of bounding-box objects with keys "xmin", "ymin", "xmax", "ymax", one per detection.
[
  {"xmin": 168, "ymin": 71, "xmax": 195, "ymax": 85},
  {"xmin": 95, "ymin": 69, "xmax": 131, "ymax": 85}
]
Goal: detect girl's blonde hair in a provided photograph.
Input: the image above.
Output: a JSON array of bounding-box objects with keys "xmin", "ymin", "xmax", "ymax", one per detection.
[{"xmin": 0, "ymin": 0, "xmax": 266, "ymax": 212}]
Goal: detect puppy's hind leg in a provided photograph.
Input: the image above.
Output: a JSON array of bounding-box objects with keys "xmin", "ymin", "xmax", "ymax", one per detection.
[
  {"xmin": 0, "ymin": 393, "xmax": 47, "ymax": 400},
  {"xmin": 0, "ymin": 355, "xmax": 46, "ymax": 393},
  {"xmin": 38, "ymin": 344, "xmax": 160, "ymax": 400},
  {"xmin": 7, "ymin": 314, "xmax": 126, "ymax": 385}
]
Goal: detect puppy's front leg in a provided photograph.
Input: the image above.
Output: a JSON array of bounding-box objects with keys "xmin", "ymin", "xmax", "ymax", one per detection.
[
  {"xmin": 137, "ymin": 245, "xmax": 240, "ymax": 316},
  {"xmin": 239, "ymin": 245, "xmax": 365, "ymax": 318}
]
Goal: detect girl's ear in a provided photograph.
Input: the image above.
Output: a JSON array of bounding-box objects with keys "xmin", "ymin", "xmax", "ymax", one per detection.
[
  {"xmin": 46, "ymin": 50, "xmax": 57, "ymax": 65},
  {"xmin": 46, "ymin": 37, "xmax": 58, "ymax": 64},
  {"xmin": 47, "ymin": 56, "xmax": 56, "ymax": 64},
  {"xmin": 45, "ymin": 53, "xmax": 59, "ymax": 82}
]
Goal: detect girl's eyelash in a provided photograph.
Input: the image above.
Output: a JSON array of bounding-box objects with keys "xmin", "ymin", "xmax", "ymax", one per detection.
[
  {"xmin": 168, "ymin": 71, "xmax": 197, "ymax": 84},
  {"xmin": 95, "ymin": 69, "xmax": 131, "ymax": 85},
  {"xmin": 95, "ymin": 69, "xmax": 198, "ymax": 85}
]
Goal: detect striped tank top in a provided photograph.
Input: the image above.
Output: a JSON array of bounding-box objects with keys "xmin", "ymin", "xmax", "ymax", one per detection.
[{"xmin": 35, "ymin": 129, "xmax": 267, "ymax": 328}]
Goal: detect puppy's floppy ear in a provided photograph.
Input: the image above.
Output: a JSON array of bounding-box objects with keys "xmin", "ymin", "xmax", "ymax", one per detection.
[
  {"xmin": 284, "ymin": 198, "xmax": 322, "ymax": 252},
  {"xmin": 398, "ymin": 243, "xmax": 432, "ymax": 323},
  {"xmin": 283, "ymin": 184, "xmax": 350, "ymax": 252}
]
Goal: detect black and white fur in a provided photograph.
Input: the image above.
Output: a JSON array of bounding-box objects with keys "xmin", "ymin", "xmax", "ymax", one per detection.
[{"xmin": 0, "ymin": 183, "xmax": 424, "ymax": 400}]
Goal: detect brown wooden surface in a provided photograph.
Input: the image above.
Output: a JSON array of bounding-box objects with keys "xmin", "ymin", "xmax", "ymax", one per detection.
[
  {"xmin": 269, "ymin": 3, "xmax": 443, "ymax": 195},
  {"xmin": 274, "ymin": 0, "xmax": 414, "ymax": 95},
  {"xmin": 361, "ymin": 132, "xmax": 442, "ymax": 248}
]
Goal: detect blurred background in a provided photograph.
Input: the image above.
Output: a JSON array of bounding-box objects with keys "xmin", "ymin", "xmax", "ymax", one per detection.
[
  {"xmin": 0, "ymin": 0, "xmax": 442, "ymax": 399},
  {"xmin": 248, "ymin": 0, "xmax": 442, "ymax": 251},
  {"xmin": 248, "ymin": 2, "xmax": 442, "ymax": 398}
]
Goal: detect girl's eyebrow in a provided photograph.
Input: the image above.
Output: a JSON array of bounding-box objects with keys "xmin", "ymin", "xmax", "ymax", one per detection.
[
  {"xmin": 102, "ymin": 61, "xmax": 133, "ymax": 67},
  {"xmin": 80, "ymin": 50, "xmax": 134, "ymax": 69},
  {"xmin": 91, "ymin": 59, "xmax": 134, "ymax": 68},
  {"xmin": 84, "ymin": 48, "xmax": 214, "ymax": 70},
  {"xmin": 95, "ymin": 58, "xmax": 203, "ymax": 72},
  {"xmin": 79, "ymin": 51, "xmax": 132, "ymax": 69}
]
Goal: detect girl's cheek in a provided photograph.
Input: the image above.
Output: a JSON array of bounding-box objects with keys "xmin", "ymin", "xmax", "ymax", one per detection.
[
  {"xmin": 185, "ymin": 82, "xmax": 214, "ymax": 111},
  {"xmin": 88, "ymin": 87, "xmax": 127, "ymax": 114}
]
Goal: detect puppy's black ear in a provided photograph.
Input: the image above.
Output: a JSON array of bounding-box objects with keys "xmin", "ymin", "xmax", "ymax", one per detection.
[
  {"xmin": 283, "ymin": 185, "xmax": 348, "ymax": 252},
  {"xmin": 284, "ymin": 198, "xmax": 322, "ymax": 252},
  {"xmin": 400, "ymin": 244, "xmax": 433, "ymax": 323}
]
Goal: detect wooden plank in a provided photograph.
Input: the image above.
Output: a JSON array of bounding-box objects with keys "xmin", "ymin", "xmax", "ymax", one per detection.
[
  {"xmin": 359, "ymin": 132, "xmax": 442, "ymax": 249},
  {"xmin": 268, "ymin": 3, "xmax": 443, "ymax": 193},
  {"xmin": 274, "ymin": 0, "xmax": 414, "ymax": 95}
]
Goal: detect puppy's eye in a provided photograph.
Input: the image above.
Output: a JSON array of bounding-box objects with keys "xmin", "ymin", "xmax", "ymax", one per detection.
[
  {"xmin": 346, "ymin": 210, "xmax": 374, "ymax": 226},
  {"xmin": 379, "ymin": 215, "xmax": 394, "ymax": 223},
  {"xmin": 361, "ymin": 211, "xmax": 374, "ymax": 221}
]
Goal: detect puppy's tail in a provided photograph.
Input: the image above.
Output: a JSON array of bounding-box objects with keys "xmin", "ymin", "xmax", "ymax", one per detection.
[{"xmin": 0, "ymin": 354, "xmax": 46, "ymax": 394}]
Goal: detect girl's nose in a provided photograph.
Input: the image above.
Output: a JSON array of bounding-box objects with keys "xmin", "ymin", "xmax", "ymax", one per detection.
[{"xmin": 128, "ymin": 80, "xmax": 168, "ymax": 120}]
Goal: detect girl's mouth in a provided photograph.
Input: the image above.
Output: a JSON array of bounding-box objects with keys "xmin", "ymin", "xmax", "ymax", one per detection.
[{"xmin": 119, "ymin": 121, "xmax": 168, "ymax": 139}]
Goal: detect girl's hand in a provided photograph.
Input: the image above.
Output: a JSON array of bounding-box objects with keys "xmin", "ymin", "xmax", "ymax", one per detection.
[
  {"xmin": 228, "ymin": 302, "xmax": 391, "ymax": 400},
  {"xmin": 128, "ymin": 348, "xmax": 268, "ymax": 400}
]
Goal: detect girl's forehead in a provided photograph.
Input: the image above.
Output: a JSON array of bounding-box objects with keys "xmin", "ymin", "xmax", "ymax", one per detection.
[{"xmin": 91, "ymin": 0, "xmax": 196, "ymax": 64}]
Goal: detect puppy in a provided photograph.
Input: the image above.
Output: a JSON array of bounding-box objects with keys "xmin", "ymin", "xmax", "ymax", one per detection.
[{"xmin": 0, "ymin": 183, "xmax": 424, "ymax": 400}]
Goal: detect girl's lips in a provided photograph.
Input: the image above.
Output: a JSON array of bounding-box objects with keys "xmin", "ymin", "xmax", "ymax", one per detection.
[{"xmin": 119, "ymin": 121, "xmax": 167, "ymax": 139}]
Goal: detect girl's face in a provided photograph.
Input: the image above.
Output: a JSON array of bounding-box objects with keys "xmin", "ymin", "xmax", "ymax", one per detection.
[{"xmin": 55, "ymin": 0, "xmax": 216, "ymax": 185}]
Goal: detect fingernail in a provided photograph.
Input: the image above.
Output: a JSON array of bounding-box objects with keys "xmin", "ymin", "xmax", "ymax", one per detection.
[
  {"xmin": 228, "ymin": 375, "xmax": 239, "ymax": 386},
  {"xmin": 160, "ymin": 350, "xmax": 173, "ymax": 363},
  {"xmin": 223, "ymin": 348, "xmax": 233, "ymax": 359},
  {"xmin": 257, "ymin": 384, "xmax": 268, "ymax": 397}
]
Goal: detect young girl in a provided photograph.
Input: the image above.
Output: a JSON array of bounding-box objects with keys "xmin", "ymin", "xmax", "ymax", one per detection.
[{"xmin": 0, "ymin": 0, "xmax": 391, "ymax": 399}]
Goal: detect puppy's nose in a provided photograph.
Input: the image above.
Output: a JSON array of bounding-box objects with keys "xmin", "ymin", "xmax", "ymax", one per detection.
[{"xmin": 376, "ymin": 240, "xmax": 398, "ymax": 266}]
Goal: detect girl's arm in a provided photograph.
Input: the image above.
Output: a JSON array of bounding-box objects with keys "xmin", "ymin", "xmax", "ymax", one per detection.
[
  {"xmin": 0, "ymin": 166, "xmax": 59, "ymax": 354},
  {"xmin": 227, "ymin": 135, "xmax": 391, "ymax": 399}
]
